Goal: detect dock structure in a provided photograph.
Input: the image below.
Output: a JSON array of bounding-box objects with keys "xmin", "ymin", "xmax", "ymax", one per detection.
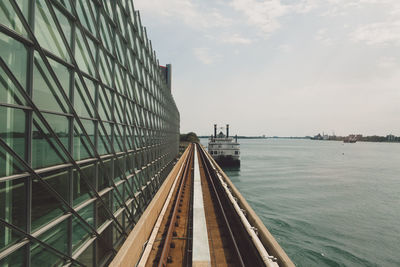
[{"xmin": 110, "ymin": 143, "xmax": 294, "ymax": 267}]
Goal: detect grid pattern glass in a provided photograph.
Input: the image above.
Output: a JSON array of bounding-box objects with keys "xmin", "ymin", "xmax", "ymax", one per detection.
[{"xmin": 0, "ymin": 0, "xmax": 180, "ymax": 266}]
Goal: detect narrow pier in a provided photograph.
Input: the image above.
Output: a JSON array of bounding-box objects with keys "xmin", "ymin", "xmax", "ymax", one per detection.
[{"xmin": 110, "ymin": 144, "xmax": 294, "ymax": 267}]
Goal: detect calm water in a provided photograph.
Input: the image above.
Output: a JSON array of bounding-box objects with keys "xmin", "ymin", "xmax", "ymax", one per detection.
[{"xmin": 200, "ymin": 138, "xmax": 400, "ymax": 267}]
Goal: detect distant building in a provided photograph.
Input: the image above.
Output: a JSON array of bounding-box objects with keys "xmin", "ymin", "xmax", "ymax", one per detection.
[{"xmin": 387, "ymin": 134, "xmax": 396, "ymax": 142}]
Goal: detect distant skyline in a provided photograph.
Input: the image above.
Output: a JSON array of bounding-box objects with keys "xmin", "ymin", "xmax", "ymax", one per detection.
[{"xmin": 135, "ymin": 0, "xmax": 400, "ymax": 136}]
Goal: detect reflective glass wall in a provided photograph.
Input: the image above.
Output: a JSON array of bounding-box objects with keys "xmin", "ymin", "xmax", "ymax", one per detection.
[{"xmin": 0, "ymin": 0, "xmax": 180, "ymax": 266}]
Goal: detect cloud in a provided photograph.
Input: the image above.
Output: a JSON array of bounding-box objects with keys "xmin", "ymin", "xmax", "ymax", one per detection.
[
  {"xmin": 193, "ymin": 48, "xmax": 221, "ymax": 64},
  {"xmin": 230, "ymin": 0, "xmax": 289, "ymax": 35},
  {"xmin": 352, "ymin": 21, "xmax": 400, "ymax": 46},
  {"xmin": 220, "ymin": 33, "xmax": 253, "ymax": 45},
  {"xmin": 321, "ymin": 0, "xmax": 400, "ymax": 17},
  {"xmin": 315, "ymin": 28, "xmax": 335, "ymax": 46},
  {"xmin": 278, "ymin": 44, "xmax": 293, "ymax": 53},
  {"xmin": 230, "ymin": 0, "xmax": 319, "ymax": 37},
  {"xmin": 378, "ymin": 57, "xmax": 398, "ymax": 69},
  {"xmin": 134, "ymin": 0, "xmax": 232, "ymax": 29}
]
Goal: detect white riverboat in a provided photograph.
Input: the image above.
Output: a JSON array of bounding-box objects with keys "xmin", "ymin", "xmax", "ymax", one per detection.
[{"xmin": 208, "ymin": 124, "xmax": 240, "ymax": 167}]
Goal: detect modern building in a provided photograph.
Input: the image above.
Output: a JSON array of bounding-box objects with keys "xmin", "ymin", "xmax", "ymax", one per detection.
[{"xmin": 0, "ymin": 1, "xmax": 179, "ymax": 266}]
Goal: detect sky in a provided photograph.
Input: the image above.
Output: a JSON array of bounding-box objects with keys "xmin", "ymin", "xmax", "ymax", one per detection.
[{"xmin": 134, "ymin": 0, "xmax": 400, "ymax": 137}]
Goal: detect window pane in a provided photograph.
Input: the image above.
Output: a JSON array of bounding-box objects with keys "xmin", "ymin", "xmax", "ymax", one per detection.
[
  {"xmin": 77, "ymin": 242, "xmax": 94, "ymax": 267},
  {"xmin": 98, "ymin": 159, "xmax": 111, "ymax": 191},
  {"xmin": 113, "ymin": 185, "xmax": 123, "ymax": 212},
  {"xmin": 113, "ymin": 222, "xmax": 124, "ymax": 251},
  {"xmin": 76, "ymin": 0, "xmax": 96, "ymax": 35},
  {"xmin": 72, "ymin": 203, "xmax": 93, "ymax": 252},
  {"xmin": 0, "ymin": 107, "xmax": 26, "ymax": 177},
  {"xmin": 98, "ymin": 122, "xmax": 112, "ymax": 155},
  {"xmin": 30, "ymin": 242, "xmax": 66, "ymax": 266},
  {"xmin": 35, "ymin": 0, "xmax": 71, "ymax": 61},
  {"xmin": 0, "ymin": 244, "xmax": 26, "ymax": 266},
  {"xmin": 0, "ymin": 1, "xmax": 29, "ymax": 36},
  {"xmin": 96, "ymin": 224, "xmax": 112, "ymax": 265},
  {"xmin": 75, "ymin": 28, "xmax": 95, "ymax": 76},
  {"xmin": 0, "ymin": 178, "xmax": 26, "ymax": 251},
  {"xmin": 32, "ymin": 174, "xmax": 66, "ymax": 231},
  {"xmin": 114, "ymin": 156, "xmax": 124, "ymax": 182},
  {"xmin": 36, "ymin": 220, "xmax": 68, "ymax": 255},
  {"xmin": 42, "ymin": 168, "xmax": 69, "ymax": 202},
  {"xmin": 98, "ymin": 87, "xmax": 112, "ymax": 121},
  {"xmin": 73, "ymin": 119, "xmax": 94, "ymax": 161},
  {"xmin": 0, "ymin": 33, "xmax": 28, "ymax": 100},
  {"xmin": 32, "ymin": 53, "xmax": 70, "ymax": 113},
  {"xmin": 32, "ymin": 113, "xmax": 69, "ymax": 169},
  {"xmin": 73, "ymin": 164, "xmax": 95, "ymax": 206},
  {"xmin": 96, "ymin": 192, "xmax": 110, "ymax": 228},
  {"xmin": 74, "ymin": 76, "xmax": 96, "ymax": 118}
]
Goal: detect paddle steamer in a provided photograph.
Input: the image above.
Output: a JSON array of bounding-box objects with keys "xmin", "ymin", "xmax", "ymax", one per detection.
[{"xmin": 208, "ymin": 124, "xmax": 240, "ymax": 167}]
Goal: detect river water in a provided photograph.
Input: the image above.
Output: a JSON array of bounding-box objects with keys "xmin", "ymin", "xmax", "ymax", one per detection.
[{"xmin": 200, "ymin": 138, "xmax": 400, "ymax": 267}]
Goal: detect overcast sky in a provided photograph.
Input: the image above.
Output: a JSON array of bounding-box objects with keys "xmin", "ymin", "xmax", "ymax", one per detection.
[{"xmin": 134, "ymin": 0, "xmax": 400, "ymax": 136}]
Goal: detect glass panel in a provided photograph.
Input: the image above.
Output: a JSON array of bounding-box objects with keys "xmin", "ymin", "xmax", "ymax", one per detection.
[
  {"xmin": 77, "ymin": 242, "xmax": 94, "ymax": 266},
  {"xmin": 98, "ymin": 86, "xmax": 112, "ymax": 121},
  {"xmin": 97, "ymin": 190, "xmax": 112, "ymax": 227},
  {"xmin": 74, "ymin": 75, "xmax": 96, "ymax": 118},
  {"xmin": 35, "ymin": 0, "xmax": 71, "ymax": 61},
  {"xmin": 0, "ymin": 0, "xmax": 29, "ymax": 36},
  {"xmin": 30, "ymin": 241, "xmax": 66, "ymax": 266},
  {"xmin": 126, "ymin": 126, "xmax": 134, "ymax": 150},
  {"xmin": 0, "ymin": 244, "xmax": 26, "ymax": 266},
  {"xmin": 0, "ymin": 107, "xmax": 26, "ymax": 177},
  {"xmin": 0, "ymin": 147, "xmax": 25, "ymax": 179},
  {"xmin": 0, "ymin": 178, "xmax": 26, "ymax": 251},
  {"xmin": 113, "ymin": 222, "xmax": 124, "ymax": 251},
  {"xmin": 99, "ymin": 15, "xmax": 112, "ymax": 53},
  {"xmin": 115, "ymin": 95, "xmax": 124, "ymax": 124},
  {"xmin": 36, "ymin": 220, "xmax": 68, "ymax": 255},
  {"xmin": 72, "ymin": 204, "xmax": 93, "ymax": 252},
  {"xmin": 42, "ymin": 168, "xmax": 69, "ymax": 202},
  {"xmin": 32, "ymin": 113, "xmax": 69, "ymax": 169},
  {"xmin": 114, "ymin": 157, "xmax": 124, "ymax": 182},
  {"xmin": 98, "ymin": 50, "xmax": 112, "ymax": 87},
  {"xmin": 32, "ymin": 174, "xmax": 66, "ymax": 231},
  {"xmin": 0, "ymin": 67, "xmax": 26, "ymax": 106},
  {"xmin": 125, "ymin": 154, "xmax": 133, "ymax": 176},
  {"xmin": 96, "ymin": 224, "xmax": 112, "ymax": 265},
  {"xmin": 113, "ymin": 185, "xmax": 123, "ymax": 212},
  {"xmin": 73, "ymin": 164, "xmax": 95, "ymax": 206},
  {"xmin": 75, "ymin": 28, "xmax": 95, "ymax": 76},
  {"xmin": 54, "ymin": 0, "xmax": 72, "ymax": 12},
  {"xmin": 76, "ymin": 0, "xmax": 96, "ymax": 35},
  {"xmin": 114, "ymin": 66, "xmax": 123, "ymax": 95},
  {"xmin": 98, "ymin": 122, "xmax": 112, "ymax": 155},
  {"xmin": 33, "ymin": 53, "xmax": 70, "ymax": 113},
  {"xmin": 0, "ymin": 32, "xmax": 28, "ymax": 96},
  {"xmin": 73, "ymin": 119, "xmax": 94, "ymax": 161},
  {"xmin": 114, "ymin": 124, "xmax": 123, "ymax": 152},
  {"xmin": 98, "ymin": 159, "xmax": 111, "ymax": 191}
]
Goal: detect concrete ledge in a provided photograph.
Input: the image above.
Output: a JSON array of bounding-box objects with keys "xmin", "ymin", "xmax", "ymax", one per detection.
[{"xmin": 109, "ymin": 147, "xmax": 191, "ymax": 267}]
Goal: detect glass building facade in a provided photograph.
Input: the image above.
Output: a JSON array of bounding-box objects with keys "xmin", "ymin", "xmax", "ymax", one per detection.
[{"xmin": 0, "ymin": 0, "xmax": 180, "ymax": 266}]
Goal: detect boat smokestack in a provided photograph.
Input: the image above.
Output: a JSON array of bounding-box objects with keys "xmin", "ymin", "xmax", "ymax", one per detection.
[
  {"xmin": 235, "ymin": 134, "xmax": 238, "ymax": 143},
  {"xmin": 226, "ymin": 124, "xmax": 229, "ymax": 138},
  {"xmin": 214, "ymin": 124, "xmax": 217, "ymax": 138}
]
